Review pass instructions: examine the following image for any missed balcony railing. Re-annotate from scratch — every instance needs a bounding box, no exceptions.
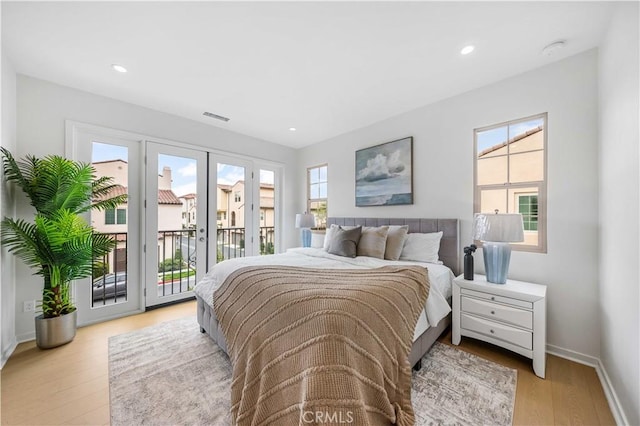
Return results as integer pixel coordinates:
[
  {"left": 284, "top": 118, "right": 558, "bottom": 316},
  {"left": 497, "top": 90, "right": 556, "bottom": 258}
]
[
  {"left": 217, "top": 226, "right": 275, "bottom": 260},
  {"left": 92, "top": 232, "right": 128, "bottom": 307},
  {"left": 92, "top": 227, "right": 276, "bottom": 305}
]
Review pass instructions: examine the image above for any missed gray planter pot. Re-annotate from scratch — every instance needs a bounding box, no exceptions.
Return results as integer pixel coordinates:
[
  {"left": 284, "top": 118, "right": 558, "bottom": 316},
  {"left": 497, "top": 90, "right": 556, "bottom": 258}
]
[{"left": 35, "top": 310, "right": 77, "bottom": 349}]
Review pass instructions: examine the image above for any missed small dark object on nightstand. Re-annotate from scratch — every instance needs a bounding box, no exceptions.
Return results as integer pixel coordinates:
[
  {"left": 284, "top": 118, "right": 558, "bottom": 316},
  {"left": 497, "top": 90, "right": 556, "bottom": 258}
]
[{"left": 463, "top": 244, "right": 477, "bottom": 280}]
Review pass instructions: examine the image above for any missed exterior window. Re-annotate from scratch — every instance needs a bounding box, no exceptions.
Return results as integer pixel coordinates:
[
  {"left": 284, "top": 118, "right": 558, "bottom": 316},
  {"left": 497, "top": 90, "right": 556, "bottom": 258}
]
[
  {"left": 231, "top": 211, "right": 236, "bottom": 227},
  {"left": 260, "top": 211, "right": 265, "bottom": 222},
  {"left": 234, "top": 192, "right": 241, "bottom": 203},
  {"left": 105, "top": 209, "right": 115, "bottom": 225},
  {"left": 474, "top": 113, "right": 547, "bottom": 252},
  {"left": 116, "top": 208, "right": 126, "bottom": 225},
  {"left": 105, "top": 208, "right": 126, "bottom": 225},
  {"left": 307, "top": 164, "right": 328, "bottom": 229},
  {"left": 517, "top": 194, "right": 538, "bottom": 231}
]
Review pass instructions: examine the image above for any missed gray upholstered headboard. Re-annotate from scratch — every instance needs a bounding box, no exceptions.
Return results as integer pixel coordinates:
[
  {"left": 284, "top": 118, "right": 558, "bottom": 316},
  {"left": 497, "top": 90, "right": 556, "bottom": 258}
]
[{"left": 326, "top": 217, "right": 460, "bottom": 276}]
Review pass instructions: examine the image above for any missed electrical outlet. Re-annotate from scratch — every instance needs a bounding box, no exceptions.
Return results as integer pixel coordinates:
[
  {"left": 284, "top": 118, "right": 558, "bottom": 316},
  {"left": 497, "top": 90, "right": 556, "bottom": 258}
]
[{"left": 23, "top": 300, "right": 35, "bottom": 313}]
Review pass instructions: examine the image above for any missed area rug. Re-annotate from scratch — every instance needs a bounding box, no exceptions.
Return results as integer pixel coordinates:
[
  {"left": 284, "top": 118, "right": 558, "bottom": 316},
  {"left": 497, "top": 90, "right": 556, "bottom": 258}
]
[{"left": 109, "top": 317, "right": 516, "bottom": 425}]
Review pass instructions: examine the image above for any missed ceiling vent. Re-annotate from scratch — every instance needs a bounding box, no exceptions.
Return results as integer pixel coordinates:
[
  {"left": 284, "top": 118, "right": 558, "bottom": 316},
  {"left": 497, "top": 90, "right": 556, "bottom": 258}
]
[{"left": 203, "top": 111, "right": 230, "bottom": 122}]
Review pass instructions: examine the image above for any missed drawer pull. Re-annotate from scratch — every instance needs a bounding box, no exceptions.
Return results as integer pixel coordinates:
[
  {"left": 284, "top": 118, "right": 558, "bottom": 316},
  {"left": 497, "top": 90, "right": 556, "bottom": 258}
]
[
  {"left": 491, "top": 310, "right": 495, "bottom": 315},
  {"left": 490, "top": 329, "right": 495, "bottom": 334}
]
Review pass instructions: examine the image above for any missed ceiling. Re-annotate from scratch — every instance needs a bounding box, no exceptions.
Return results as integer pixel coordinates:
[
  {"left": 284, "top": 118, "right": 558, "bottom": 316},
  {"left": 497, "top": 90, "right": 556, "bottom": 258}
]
[{"left": 2, "top": 2, "right": 613, "bottom": 148}]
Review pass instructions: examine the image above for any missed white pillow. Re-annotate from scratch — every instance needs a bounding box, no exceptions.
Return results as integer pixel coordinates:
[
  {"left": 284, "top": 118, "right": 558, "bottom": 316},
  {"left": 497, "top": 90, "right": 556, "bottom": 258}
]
[
  {"left": 323, "top": 224, "right": 339, "bottom": 250},
  {"left": 399, "top": 231, "right": 444, "bottom": 264}
]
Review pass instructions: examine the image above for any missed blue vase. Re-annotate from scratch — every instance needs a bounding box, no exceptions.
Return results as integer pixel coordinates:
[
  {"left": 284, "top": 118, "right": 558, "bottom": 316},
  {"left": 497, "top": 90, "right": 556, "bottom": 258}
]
[{"left": 482, "top": 242, "right": 511, "bottom": 284}]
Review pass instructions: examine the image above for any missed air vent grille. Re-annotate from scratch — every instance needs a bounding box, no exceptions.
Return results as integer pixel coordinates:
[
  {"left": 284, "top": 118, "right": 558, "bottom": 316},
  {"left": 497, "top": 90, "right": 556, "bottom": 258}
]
[{"left": 203, "top": 111, "right": 230, "bottom": 122}]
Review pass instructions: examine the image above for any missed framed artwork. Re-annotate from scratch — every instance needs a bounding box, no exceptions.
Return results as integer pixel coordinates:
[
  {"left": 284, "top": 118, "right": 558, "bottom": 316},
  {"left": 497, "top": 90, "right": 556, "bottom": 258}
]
[{"left": 355, "top": 136, "right": 413, "bottom": 206}]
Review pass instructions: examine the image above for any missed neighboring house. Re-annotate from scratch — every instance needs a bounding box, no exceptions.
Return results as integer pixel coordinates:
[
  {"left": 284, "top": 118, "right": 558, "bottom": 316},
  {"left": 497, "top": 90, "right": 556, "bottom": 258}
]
[
  {"left": 92, "top": 160, "right": 183, "bottom": 271},
  {"left": 215, "top": 181, "right": 275, "bottom": 254},
  {"left": 179, "top": 193, "right": 197, "bottom": 229},
  {"left": 476, "top": 126, "right": 543, "bottom": 246},
  {"left": 216, "top": 181, "right": 274, "bottom": 229}
]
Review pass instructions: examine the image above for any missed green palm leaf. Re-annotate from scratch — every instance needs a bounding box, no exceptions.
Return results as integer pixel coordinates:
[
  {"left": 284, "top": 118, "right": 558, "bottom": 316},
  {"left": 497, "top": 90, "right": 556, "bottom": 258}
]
[{"left": 1, "top": 149, "right": 125, "bottom": 317}]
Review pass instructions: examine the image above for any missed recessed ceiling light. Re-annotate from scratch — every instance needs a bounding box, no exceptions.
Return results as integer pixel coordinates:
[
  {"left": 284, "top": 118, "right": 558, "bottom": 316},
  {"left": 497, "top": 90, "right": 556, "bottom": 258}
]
[
  {"left": 460, "top": 45, "right": 475, "bottom": 55},
  {"left": 111, "top": 64, "right": 127, "bottom": 73},
  {"left": 289, "top": 127, "right": 297, "bottom": 132},
  {"left": 542, "top": 40, "right": 566, "bottom": 56}
]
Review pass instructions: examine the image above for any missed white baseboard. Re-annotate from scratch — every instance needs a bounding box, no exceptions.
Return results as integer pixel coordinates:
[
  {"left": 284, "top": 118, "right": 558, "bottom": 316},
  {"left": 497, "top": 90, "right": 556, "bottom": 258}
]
[
  {"left": 546, "top": 343, "right": 599, "bottom": 367},
  {"left": 595, "top": 359, "right": 630, "bottom": 426},
  {"left": 547, "top": 344, "right": 629, "bottom": 425},
  {"left": 16, "top": 331, "right": 35, "bottom": 344},
  {"left": 0, "top": 337, "right": 18, "bottom": 369}
]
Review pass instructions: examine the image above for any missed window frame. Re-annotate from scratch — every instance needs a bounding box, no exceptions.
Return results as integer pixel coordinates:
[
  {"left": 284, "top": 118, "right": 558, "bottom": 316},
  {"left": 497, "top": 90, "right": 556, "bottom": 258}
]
[
  {"left": 473, "top": 112, "right": 548, "bottom": 253},
  {"left": 307, "top": 164, "right": 328, "bottom": 230}
]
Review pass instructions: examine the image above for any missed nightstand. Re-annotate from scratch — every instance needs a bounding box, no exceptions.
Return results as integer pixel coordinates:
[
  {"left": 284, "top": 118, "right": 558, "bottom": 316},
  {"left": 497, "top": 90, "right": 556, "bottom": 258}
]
[{"left": 452, "top": 274, "right": 547, "bottom": 378}]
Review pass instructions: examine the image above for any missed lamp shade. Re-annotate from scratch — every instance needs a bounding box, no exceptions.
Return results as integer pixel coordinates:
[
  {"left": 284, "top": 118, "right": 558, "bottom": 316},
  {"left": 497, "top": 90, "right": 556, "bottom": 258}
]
[
  {"left": 295, "top": 213, "right": 315, "bottom": 229},
  {"left": 473, "top": 213, "right": 524, "bottom": 243}
]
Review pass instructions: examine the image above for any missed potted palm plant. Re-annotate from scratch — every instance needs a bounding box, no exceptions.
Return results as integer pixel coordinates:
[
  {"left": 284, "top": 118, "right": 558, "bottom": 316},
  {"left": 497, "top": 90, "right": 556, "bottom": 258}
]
[{"left": 0, "top": 148, "right": 127, "bottom": 348}]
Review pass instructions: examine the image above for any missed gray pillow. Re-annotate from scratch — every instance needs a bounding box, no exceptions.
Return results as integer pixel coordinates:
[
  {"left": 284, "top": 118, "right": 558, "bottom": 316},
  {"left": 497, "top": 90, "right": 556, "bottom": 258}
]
[
  {"left": 357, "top": 226, "right": 389, "bottom": 259},
  {"left": 384, "top": 225, "right": 409, "bottom": 260},
  {"left": 328, "top": 226, "right": 362, "bottom": 258}
]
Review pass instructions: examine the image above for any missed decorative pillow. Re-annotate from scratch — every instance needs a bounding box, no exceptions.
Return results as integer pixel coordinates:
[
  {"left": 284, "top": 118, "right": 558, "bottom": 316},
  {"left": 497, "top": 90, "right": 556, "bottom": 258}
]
[
  {"left": 384, "top": 225, "right": 409, "bottom": 261},
  {"left": 399, "top": 231, "right": 444, "bottom": 264},
  {"left": 323, "top": 224, "right": 339, "bottom": 250},
  {"left": 328, "top": 226, "right": 362, "bottom": 258},
  {"left": 310, "top": 231, "right": 325, "bottom": 249},
  {"left": 357, "top": 226, "right": 389, "bottom": 259}
]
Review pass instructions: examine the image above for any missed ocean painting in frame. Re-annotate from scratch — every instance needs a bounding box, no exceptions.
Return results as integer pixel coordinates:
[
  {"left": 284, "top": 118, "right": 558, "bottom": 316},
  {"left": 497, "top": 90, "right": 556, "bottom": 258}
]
[{"left": 356, "top": 137, "right": 413, "bottom": 206}]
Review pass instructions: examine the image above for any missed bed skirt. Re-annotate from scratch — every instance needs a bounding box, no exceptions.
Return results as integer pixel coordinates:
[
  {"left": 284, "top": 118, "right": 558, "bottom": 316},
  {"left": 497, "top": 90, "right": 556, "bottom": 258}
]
[{"left": 195, "top": 293, "right": 450, "bottom": 368}]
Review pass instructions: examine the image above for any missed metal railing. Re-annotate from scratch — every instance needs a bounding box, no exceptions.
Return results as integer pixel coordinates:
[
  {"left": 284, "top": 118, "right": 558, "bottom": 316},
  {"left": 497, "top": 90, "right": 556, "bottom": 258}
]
[
  {"left": 92, "top": 232, "right": 128, "bottom": 307},
  {"left": 92, "top": 227, "right": 276, "bottom": 305},
  {"left": 217, "top": 226, "right": 275, "bottom": 260},
  {"left": 158, "top": 229, "right": 197, "bottom": 297}
]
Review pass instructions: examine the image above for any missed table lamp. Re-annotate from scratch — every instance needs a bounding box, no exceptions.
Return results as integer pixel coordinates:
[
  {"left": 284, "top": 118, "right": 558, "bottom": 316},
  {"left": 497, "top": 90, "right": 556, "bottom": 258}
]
[
  {"left": 295, "top": 213, "right": 315, "bottom": 247},
  {"left": 473, "top": 211, "right": 524, "bottom": 284}
]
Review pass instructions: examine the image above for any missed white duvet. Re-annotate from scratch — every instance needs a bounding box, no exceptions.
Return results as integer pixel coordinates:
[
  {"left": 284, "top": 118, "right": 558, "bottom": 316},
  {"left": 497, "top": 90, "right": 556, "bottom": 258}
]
[{"left": 194, "top": 247, "right": 454, "bottom": 341}]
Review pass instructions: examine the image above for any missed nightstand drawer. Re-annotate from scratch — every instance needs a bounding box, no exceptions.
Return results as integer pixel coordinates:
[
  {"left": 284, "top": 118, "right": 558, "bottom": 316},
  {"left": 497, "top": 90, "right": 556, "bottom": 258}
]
[
  {"left": 461, "top": 296, "right": 533, "bottom": 329},
  {"left": 461, "top": 288, "right": 533, "bottom": 309},
  {"left": 461, "top": 313, "right": 533, "bottom": 350}
]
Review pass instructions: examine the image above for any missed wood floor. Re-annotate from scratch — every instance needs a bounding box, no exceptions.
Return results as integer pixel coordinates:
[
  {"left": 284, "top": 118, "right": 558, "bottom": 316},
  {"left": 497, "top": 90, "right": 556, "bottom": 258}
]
[{"left": 1, "top": 301, "right": 615, "bottom": 425}]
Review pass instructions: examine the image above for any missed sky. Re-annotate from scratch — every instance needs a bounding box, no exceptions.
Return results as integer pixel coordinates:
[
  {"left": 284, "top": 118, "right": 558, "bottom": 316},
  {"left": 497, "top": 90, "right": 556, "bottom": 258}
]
[
  {"left": 476, "top": 117, "right": 544, "bottom": 153},
  {"left": 92, "top": 143, "right": 274, "bottom": 198}
]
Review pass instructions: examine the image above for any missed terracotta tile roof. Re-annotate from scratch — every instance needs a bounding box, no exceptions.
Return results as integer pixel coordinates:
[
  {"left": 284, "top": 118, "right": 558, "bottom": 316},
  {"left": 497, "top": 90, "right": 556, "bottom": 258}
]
[
  {"left": 158, "top": 189, "right": 182, "bottom": 205},
  {"left": 478, "top": 126, "right": 543, "bottom": 157},
  {"left": 94, "top": 185, "right": 128, "bottom": 203},
  {"left": 179, "top": 193, "right": 197, "bottom": 199}
]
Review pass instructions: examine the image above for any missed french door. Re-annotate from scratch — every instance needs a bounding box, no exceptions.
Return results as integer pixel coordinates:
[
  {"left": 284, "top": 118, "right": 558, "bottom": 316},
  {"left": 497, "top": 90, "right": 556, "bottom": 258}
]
[
  {"left": 145, "top": 142, "right": 207, "bottom": 307},
  {"left": 67, "top": 123, "right": 143, "bottom": 325}
]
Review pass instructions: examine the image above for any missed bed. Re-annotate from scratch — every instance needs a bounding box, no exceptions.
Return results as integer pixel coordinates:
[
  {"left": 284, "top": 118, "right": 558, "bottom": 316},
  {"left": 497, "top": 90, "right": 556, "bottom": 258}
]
[
  {"left": 194, "top": 217, "right": 459, "bottom": 368},
  {"left": 194, "top": 217, "right": 459, "bottom": 424}
]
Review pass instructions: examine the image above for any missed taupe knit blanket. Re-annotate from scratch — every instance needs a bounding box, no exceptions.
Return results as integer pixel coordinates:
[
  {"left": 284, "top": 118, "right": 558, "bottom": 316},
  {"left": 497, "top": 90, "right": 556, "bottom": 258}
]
[{"left": 213, "top": 265, "right": 430, "bottom": 426}]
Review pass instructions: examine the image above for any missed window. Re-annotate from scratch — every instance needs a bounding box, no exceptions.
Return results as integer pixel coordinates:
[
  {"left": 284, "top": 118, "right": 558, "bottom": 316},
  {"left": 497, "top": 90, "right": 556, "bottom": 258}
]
[
  {"left": 231, "top": 211, "right": 236, "bottom": 227},
  {"left": 474, "top": 113, "right": 546, "bottom": 252},
  {"left": 260, "top": 210, "right": 265, "bottom": 222},
  {"left": 307, "top": 164, "right": 328, "bottom": 229},
  {"left": 234, "top": 191, "right": 241, "bottom": 203},
  {"left": 517, "top": 194, "right": 538, "bottom": 231},
  {"left": 105, "top": 208, "right": 127, "bottom": 225}
]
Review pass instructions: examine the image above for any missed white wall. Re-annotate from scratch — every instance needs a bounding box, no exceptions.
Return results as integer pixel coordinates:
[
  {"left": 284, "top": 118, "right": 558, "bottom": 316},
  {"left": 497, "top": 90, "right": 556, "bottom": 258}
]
[
  {"left": 1, "top": 52, "right": 17, "bottom": 367},
  {"left": 298, "top": 50, "right": 601, "bottom": 359},
  {"left": 14, "top": 75, "right": 299, "bottom": 341},
  {"left": 598, "top": 3, "right": 640, "bottom": 424}
]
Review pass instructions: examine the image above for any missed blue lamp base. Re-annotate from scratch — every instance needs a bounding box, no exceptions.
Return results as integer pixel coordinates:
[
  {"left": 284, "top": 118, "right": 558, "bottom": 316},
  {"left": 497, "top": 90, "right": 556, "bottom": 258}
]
[
  {"left": 483, "top": 242, "right": 512, "bottom": 284},
  {"left": 301, "top": 228, "right": 312, "bottom": 248}
]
